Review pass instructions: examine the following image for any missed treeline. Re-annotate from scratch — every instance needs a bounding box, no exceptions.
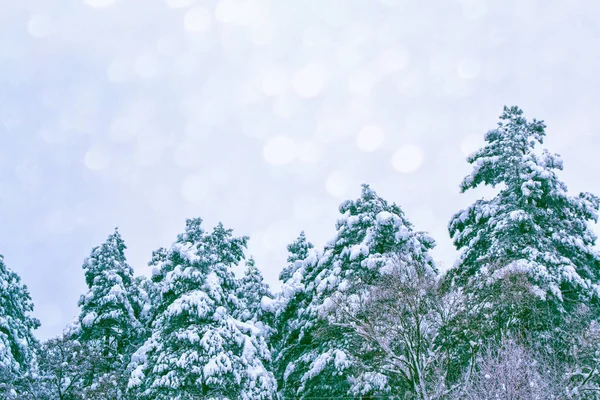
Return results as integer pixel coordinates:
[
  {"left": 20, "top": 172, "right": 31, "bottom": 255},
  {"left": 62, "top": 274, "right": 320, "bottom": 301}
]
[{"left": 1, "top": 106, "right": 600, "bottom": 399}]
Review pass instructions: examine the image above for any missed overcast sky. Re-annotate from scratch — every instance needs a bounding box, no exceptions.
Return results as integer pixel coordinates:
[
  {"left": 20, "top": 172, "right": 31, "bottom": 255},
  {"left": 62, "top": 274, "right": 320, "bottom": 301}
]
[{"left": 1, "top": 0, "right": 599, "bottom": 339}]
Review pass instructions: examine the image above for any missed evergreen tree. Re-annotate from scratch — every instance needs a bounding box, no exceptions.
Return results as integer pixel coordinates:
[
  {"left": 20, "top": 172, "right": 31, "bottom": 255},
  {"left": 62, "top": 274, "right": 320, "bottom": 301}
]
[
  {"left": 0, "top": 254, "right": 39, "bottom": 398},
  {"left": 133, "top": 274, "right": 155, "bottom": 329},
  {"left": 128, "top": 218, "right": 276, "bottom": 399},
  {"left": 69, "top": 228, "right": 145, "bottom": 398},
  {"left": 445, "top": 106, "right": 600, "bottom": 361},
  {"left": 279, "top": 185, "right": 437, "bottom": 399},
  {"left": 142, "top": 247, "right": 170, "bottom": 326},
  {"left": 279, "top": 232, "right": 313, "bottom": 283},
  {"left": 236, "top": 257, "right": 272, "bottom": 323},
  {"left": 271, "top": 232, "right": 318, "bottom": 399}
]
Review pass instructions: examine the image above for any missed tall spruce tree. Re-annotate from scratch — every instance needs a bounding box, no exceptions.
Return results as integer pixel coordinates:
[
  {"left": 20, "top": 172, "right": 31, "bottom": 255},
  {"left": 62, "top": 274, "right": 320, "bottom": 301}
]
[
  {"left": 236, "top": 257, "right": 272, "bottom": 323},
  {"left": 0, "top": 254, "right": 39, "bottom": 398},
  {"left": 128, "top": 219, "right": 276, "bottom": 399},
  {"left": 279, "top": 232, "right": 313, "bottom": 283},
  {"left": 279, "top": 185, "right": 437, "bottom": 399},
  {"left": 70, "top": 228, "right": 145, "bottom": 398},
  {"left": 271, "top": 232, "right": 317, "bottom": 399},
  {"left": 446, "top": 106, "right": 600, "bottom": 351}
]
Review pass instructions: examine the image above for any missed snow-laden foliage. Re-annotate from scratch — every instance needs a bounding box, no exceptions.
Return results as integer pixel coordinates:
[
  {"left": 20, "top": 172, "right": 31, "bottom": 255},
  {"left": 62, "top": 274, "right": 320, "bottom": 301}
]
[
  {"left": 73, "top": 228, "right": 144, "bottom": 343},
  {"left": 133, "top": 274, "right": 156, "bottom": 328},
  {"left": 66, "top": 228, "right": 145, "bottom": 398},
  {"left": 0, "top": 254, "right": 39, "bottom": 397},
  {"left": 279, "top": 232, "right": 314, "bottom": 283},
  {"left": 448, "top": 106, "right": 600, "bottom": 309},
  {"left": 236, "top": 257, "right": 272, "bottom": 324},
  {"left": 35, "top": 336, "right": 103, "bottom": 400},
  {"left": 443, "top": 106, "right": 600, "bottom": 387},
  {"left": 128, "top": 219, "right": 276, "bottom": 400},
  {"left": 278, "top": 185, "right": 437, "bottom": 399},
  {"left": 3, "top": 104, "right": 600, "bottom": 399},
  {"left": 270, "top": 232, "right": 318, "bottom": 399}
]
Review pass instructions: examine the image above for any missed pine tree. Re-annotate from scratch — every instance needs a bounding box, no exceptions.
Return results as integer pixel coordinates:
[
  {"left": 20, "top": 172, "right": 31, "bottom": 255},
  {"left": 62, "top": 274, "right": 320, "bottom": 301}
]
[
  {"left": 133, "top": 274, "right": 155, "bottom": 328},
  {"left": 446, "top": 106, "right": 600, "bottom": 358},
  {"left": 0, "top": 254, "right": 39, "bottom": 398},
  {"left": 279, "top": 185, "right": 437, "bottom": 399},
  {"left": 279, "top": 232, "right": 313, "bottom": 283},
  {"left": 236, "top": 257, "right": 272, "bottom": 323},
  {"left": 271, "top": 232, "right": 317, "bottom": 399},
  {"left": 128, "top": 218, "right": 276, "bottom": 400},
  {"left": 70, "top": 228, "right": 145, "bottom": 398}
]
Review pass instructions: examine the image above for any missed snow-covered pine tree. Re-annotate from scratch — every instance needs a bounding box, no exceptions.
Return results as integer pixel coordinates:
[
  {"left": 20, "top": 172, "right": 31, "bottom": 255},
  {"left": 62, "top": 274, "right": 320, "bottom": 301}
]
[
  {"left": 271, "top": 232, "right": 317, "bottom": 399},
  {"left": 0, "top": 254, "right": 39, "bottom": 398},
  {"left": 133, "top": 274, "right": 155, "bottom": 329},
  {"left": 281, "top": 185, "right": 438, "bottom": 399},
  {"left": 236, "top": 257, "right": 272, "bottom": 323},
  {"left": 70, "top": 228, "right": 145, "bottom": 398},
  {"left": 446, "top": 106, "right": 600, "bottom": 353},
  {"left": 142, "top": 247, "right": 169, "bottom": 326},
  {"left": 128, "top": 219, "right": 276, "bottom": 400},
  {"left": 279, "top": 232, "right": 313, "bottom": 283}
]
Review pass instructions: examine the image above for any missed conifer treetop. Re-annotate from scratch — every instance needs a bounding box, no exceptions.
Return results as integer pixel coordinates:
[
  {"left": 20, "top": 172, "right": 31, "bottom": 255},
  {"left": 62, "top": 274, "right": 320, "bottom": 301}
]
[
  {"left": 279, "top": 185, "right": 438, "bottom": 398},
  {"left": 128, "top": 219, "right": 275, "bottom": 400},
  {"left": 449, "top": 105, "right": 600, "bottom": 306},
  {"left": 0, "top": 254, "right": 40, "bottom": 375},
  {"left": 77, "top": 228, "right": 140, "bottom": 331},
  {"left": 279, "top": 232, "right": 314, "bottom": 283}
]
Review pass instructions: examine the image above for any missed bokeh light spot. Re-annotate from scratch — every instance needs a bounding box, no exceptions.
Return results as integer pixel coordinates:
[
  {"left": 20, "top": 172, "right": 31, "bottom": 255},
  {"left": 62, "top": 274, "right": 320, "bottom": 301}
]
[
  {"left": 84, "top": 145, "right": 111, "bottom": 171},
  {"left": 297, "top": 141, "right": 321, "bottom": 164},
  {"left": 184, "top": 118, "right": 210, "bottom": 140},
  {"left": 40, "top": 127, "right": 69, "bottom": 144},
  {"left": 357, "top": 124, "right": 385, "bottom": 152},
  {"left": 348, "top": 67, "right": 381, "bottom": 94},
  {"left": 325, "top": 170, "right": 351, "bottom": 199},
  {"left": 391, "top": 144, "right": 424, "bottom": 173},
  {"left": 84, "top": 0, "right": 116, "bottom": 8},
  {"left": 378, "top": 48, "right": 410, "bottom": 73},
  {"left": 261, "top": 68, "right": 288, "bottom": 97},
  {"left": 263, "top": 136, "right": 297, "bottom": 165},
  {"left": 107, "top": 59, "right": 134, "bottom": 83},
  {"left": 157, "top": 34, "right": 182, "bottom": 57},
  {"left": 184, "top": 7, "right": 212, "bottom": 32},
  {"left": 173, "top": 139, "right": 202, "bottom": 167},
  {"left": 293, "top": 196, "right": 322, "bottom": 221},
  {"left": 109, "top": 116, "right": 140, "bottom": 143},
  {"left": 459, "top": 0, "right": 488, "bottom": 20},
  {"left": 215, "top": 0, "right": 241, "bottom": 24},
  {"left": 166, "top": 0, "right": 196, "bottom": 8},
  {"left": 457, "top": 59, "right": 482, "bottom": 80},
  {"left": 272, "top": 95, "right": 297, "bottom": 118},
  {"left": 27, "top": 14, "right": 52, "bottom": 38},
  {"left": 314, "top": 117, "right": 348, "bottom": 143},
  {"left": 134, "top": 55, "right": 160, "bottom": 79},
  {"left": 291, "top": 64, "right": 327, "bottom": 98},
  {"left": 181, "top": 174, "right": 209, "bottom": 204}
]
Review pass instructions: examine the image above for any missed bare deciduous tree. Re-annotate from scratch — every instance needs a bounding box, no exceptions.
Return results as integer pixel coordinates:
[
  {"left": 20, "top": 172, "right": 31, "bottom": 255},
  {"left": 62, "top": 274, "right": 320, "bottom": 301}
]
[
  {"left": 36, "top": 336, "right": 126, "bottom": 400},
  {"left": 462, "top": 338, "right": 556, "bottom": 400},
  {"left": 322, "top": 255, "right": 464, "bottom": 400}
]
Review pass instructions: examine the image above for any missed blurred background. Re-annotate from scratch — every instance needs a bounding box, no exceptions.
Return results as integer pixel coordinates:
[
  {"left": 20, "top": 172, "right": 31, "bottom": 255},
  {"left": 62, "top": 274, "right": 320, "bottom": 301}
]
[{"left": 1, "top": 0, "right": 599, "bottom": 339}]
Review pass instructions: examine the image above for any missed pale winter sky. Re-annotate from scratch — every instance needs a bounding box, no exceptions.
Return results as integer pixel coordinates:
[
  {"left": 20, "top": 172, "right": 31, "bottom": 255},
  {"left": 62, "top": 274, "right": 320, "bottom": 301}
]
[{"left": 1, "top": 0, "right": 599, "bottom": 339}]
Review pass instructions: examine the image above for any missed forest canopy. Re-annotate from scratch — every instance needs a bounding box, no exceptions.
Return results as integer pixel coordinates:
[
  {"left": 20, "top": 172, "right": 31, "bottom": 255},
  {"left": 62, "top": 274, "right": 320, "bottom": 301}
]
[{"left": 1, "top": 106, "right": 600, "bottom": 399}]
